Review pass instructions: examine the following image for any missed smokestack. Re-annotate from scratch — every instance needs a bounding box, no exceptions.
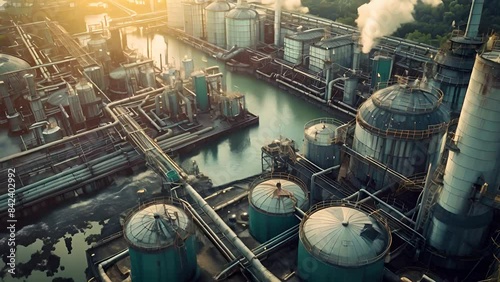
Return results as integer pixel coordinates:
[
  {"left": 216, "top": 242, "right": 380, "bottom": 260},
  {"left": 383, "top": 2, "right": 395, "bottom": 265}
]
[
  {"left": 464, "top": 0, "right": 484, "bottom": 39},
  {"left": 274, "top": 0, "right": 282, "bottom": 46},
  {"left": 426, "top": 52, "right": 500, "bottom": 262}
]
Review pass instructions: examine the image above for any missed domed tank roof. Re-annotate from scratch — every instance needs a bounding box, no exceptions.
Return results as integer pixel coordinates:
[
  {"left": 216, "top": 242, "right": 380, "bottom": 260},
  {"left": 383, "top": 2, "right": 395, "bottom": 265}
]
[
  {"left": 226, "top": 5, "right": 258, "bottom": 20},
  {"left": 357, "top": 84, "right": 449, "bottom": 133},
  {"left": 124, "top": 201, "right": 193, "bottom": 251},
  {"left": 47, "top": 89, "right": 70, "bottom": 107},
  {"left": 300, "top": 205, "right": 390, "bottom": 266},
  {"left": 110, "top": 67, "right": 127, "bottom": 79},
  {"left": 206, "top": 0, "right": 231, "bottom": 11},
  {"left": 250, "top": 178, "right": 307, "bottom": 214},
  {"left": 304, "top": 118, "right": 341, "bottom": 145},
  {"left": 0, "top": 54, "right": 31, "bottom": 75}
]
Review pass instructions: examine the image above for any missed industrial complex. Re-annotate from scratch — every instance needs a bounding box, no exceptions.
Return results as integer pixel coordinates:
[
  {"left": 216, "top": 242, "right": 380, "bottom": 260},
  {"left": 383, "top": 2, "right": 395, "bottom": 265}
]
[{"left": 0, "top": 0, "right": 499, "bottom": 281}]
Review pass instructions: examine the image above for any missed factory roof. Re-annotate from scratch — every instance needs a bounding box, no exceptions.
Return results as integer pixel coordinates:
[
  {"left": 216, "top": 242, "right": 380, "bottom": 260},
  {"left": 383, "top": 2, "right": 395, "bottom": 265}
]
[
  {"left": 0, "top": 53, "right": 31, "bottom": 76},
  {"left": 285, "top": 28, "right": 325, "bottom": 42},
  {"left": 312, "top": 36, "right": 353, "bottom": 49}
]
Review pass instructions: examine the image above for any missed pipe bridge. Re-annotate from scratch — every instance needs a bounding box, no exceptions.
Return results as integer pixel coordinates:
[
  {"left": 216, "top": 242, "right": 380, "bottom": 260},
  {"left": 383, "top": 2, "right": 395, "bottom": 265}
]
[{"left": 113, "top": 105, "right": 184, "bottom": 182}]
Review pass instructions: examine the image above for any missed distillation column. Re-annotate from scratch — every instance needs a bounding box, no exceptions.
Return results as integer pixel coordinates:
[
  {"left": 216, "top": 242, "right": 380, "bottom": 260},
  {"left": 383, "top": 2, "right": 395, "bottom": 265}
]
[{"left": 426, "top": 50, "right": 500, "bottom": 267}]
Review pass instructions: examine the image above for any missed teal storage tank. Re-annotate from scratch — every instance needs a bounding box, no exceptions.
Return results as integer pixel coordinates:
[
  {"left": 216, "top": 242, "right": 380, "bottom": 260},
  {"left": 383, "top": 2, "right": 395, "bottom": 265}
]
[
  {"left": 248, "top": 174, "right": 308, "bottom": 243},
  {"left": 370, "top": 55, "right": 393, "bottom": 90},
  {"left": 192, "top": 72, "right": 209, "bottom": 111},
  {"left": 297, "top": 202, "right": 391, "bottom": 282},
  {"left": 124, "top": 198, "right": 198, "bottom": 282}
]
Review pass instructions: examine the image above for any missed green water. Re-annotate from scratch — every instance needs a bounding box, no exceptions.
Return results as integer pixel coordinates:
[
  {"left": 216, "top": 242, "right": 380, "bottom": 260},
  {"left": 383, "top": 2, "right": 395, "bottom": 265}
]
[{"left": 124, "top": 30, "right": 338, "bottom": 184}]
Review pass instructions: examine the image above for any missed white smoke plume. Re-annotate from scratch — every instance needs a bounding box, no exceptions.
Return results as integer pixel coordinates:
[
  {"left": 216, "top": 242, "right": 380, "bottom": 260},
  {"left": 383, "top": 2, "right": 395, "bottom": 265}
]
[
  {"left": 356, "top": 0, "right": 442, "bottom": 53},
  {"left": 258, "top": 0, "right": 309, "bottom": 13}
]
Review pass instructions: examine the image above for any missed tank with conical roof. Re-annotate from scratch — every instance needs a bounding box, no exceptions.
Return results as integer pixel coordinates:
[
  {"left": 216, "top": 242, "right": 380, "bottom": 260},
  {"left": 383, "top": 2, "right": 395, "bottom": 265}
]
[
  {"left": 303, "top": 118, "right": 343, "bottom": 169},
  {"left": 248, "top": 174, "right": 308, "bottom": 242},
  {"left": 205, "top": 0, "right": 231, "bottom": 47},
  {"left": 0, "top": 53, "right": 31, "bottom": 96},
  {"left": 183, "top": 0, "right": 209, "bottom": 39},
  {"left": 124, "top": 198, "right": 198, "bottom": 282},
  {"left": 225, "top": 2, "right": 258, "bottom": 49},
  {"left": 297, "top": 202, "right": 391, "bottom": 282},
  {"left": 349, "top": 81, "right": 449, "bottom": 189},
  {"left": 167, "top": 0, "right": 184, "bottom": 28}
]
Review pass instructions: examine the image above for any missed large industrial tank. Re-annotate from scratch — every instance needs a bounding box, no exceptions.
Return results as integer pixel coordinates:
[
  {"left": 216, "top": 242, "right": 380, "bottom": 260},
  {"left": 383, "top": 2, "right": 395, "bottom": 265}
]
[
  {"left": 426, "top": 51, "right": 500, "bottom": 268},
  {"left": 75, "top": 79, "right": 101, "bottom": 119},
  {"left": 303, "top": 118, "right": 343, "bottom": 169},
  {"left": 124, "top": 198, "right": 198, "bottom": 282},
  {"left": 84, "top": 65, "right": 105, "bottom": 91},
  {"left": 0, "top": 53, "right": 31, "bottom": 98},
  {"left": 350, "top": 82, "right": 449, "bottom": 189},
  {"left": 68, "top": 85, "right": 86, "bottom": 125},
  {"left": 42, "top": 124, "right": 63, "bottom": 143},
  {"left": 167, "top": 0, "right": 184, "bottom": 28},
  {"left": 225, "top": 3, "right": 258, "bottom": 49},
  {"left": 109, "top": 67, "right": 137, "bottom": 97},
  {"left": 249, "top": 174, "right": 308, "bottom": 243},
  {"left": 205, "top": 0, "right": 231, "bottom": 47},
  {"left": 87, "top": 33, "right": 107, "bottom": 55},
  {"left": 192, "top": 71, "right": 209, "bottom": 111},
  {"left": 297, "top": 202, "right": 391, "bottom": 282},
  {"left": 183, "top": 0, "right": 209, "bottom": 39}
]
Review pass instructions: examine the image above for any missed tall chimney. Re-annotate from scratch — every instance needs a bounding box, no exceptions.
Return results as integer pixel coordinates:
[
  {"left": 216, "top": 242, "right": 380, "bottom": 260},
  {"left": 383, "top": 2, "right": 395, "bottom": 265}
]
[
  {"left": 465, "top": 0, "right": 484, "bottom": 39},
  {"left": 274, "top": 0, "right": 282, "bottom": 46}
]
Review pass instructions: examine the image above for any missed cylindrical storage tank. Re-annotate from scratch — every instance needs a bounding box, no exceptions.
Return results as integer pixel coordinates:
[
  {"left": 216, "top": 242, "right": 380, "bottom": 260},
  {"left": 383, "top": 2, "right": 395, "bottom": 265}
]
[
  {"left": 205, "top": 0, "right": 231, "bottom": 47},
  {"left": 168, "top": 91, "right": 179, "bottom": 117},
  {"left": 370, "top": 56, "right": 393, "bottom": 90},
  {"left": 192, "top": 72, "right": 209, "bottom": 111},
  {"left": 68, "top": 86, "right": 86, "bottom": 124},
  {"left": 124, "top": 198, "right": 197, "bottom": 282},
  {"left": 225, "top": 3, "right": 258, "bottom": 49},
  {"left": 343, "top": 77, "right": 358, "bottom": 106},
  {"left": 426, "top": 52, "right": 500, "bottom": 267},
  {"left": 84, "top": 65, "right": 105, "bottom": 91},
  {"left": 47, "top": 88, "right": 70, "bottom": 107},
  {"left": 167, "top": 0, "right": 185, "bottom": 28},
  {"left": 303, "top": 118, "right": 343, "bottom": 169},
  {"left": 183, "top": 0, "right": 209, "bottom": 38},
  {"left": 182, "top": 58, "right": 194, "bottom": 79},
  {"left": 139, "top": 66, "right": 156, "bottom": 89},
  {"left": 75, "top": 79, "right": 101, "bottom": 119},
  {"left": 42, "top": 125, "right": 63, "bottom": 143},
  {"left": 0, "top": 53, "right": 31, "bottom": 99},
  {"left": 297, "top": 202, "right": 391, "bottom": 282},
  {"left": 350, "top": 84, "right": 449, "bottom": 189},
  {"left": 109, "top": 67, "right": 130, "bottom": 96},
  {"left": 87, "top": 33, "right": 107, "bottom": 55},
  {"left": 7, "top": 112, "right": 22, "bottom": 133},
  {"left": 248, "top": 174, "right": 308, "bottom": 243}
]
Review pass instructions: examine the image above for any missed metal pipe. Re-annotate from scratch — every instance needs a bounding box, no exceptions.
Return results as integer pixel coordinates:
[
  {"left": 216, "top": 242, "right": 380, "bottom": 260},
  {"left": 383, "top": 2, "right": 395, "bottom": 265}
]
[
  {"left": 274, "top": 0, "right": 282, "bottom": 46},
  {"left": 138, "top": 95, "right": 162, "bottom": 132},
  {"left": 154, "top": 129, "right": 174, "bottom": 142},
  {"left": 310, "top": 165, "right": 340, "bottom": 207},
  {"left": 356, "top": 189, "right": 416, "bottom": 226},
  {"left": 97, "top": 249, "right": 129, "bottom": 282},
  {"left": 183, "top": 183, "right": 281, "bottom": 282},
  {"left": 149, "top": 109, "right": 167, "bottom": 126},
  {"left": 326, "top": 77, "right": 348, "bottom": 102}
]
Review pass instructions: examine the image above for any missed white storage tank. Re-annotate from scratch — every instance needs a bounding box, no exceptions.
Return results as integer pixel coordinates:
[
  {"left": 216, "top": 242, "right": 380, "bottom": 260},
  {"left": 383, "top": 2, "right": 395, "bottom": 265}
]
[
  {"left": 297, "top": 202, "right": 391, "bottom": 282},
  {"left": 225, "top": 2, "right": 258, "bottom": 49},
  {"left": 167, "top": 0, "right": 184, "bottom": 28},
  {"left": 183, "top": 0, "right": 209, "bottom": 39},
  {"left": 303, "top": 118, "right": 343, "bottom": 169},
  {"left": 205, "top": 0, "right": 231, "bottom": 47}
]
